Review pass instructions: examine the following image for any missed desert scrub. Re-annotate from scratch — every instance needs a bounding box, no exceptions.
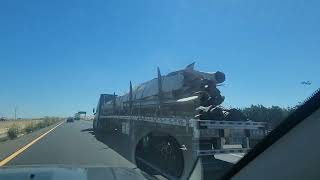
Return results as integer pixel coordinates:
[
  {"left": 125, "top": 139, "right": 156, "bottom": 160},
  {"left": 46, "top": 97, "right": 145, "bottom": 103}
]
[{"left": 7, "top": 125, "right": 20, "bottom": 139}]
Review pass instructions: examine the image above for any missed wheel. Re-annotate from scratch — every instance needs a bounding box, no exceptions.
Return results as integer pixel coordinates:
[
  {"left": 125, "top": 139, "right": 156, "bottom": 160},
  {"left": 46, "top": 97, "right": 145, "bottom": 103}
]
[
  {"left": 154, "top": 136, "right": 184, "bottom": 178},
  {"left": 135, "top": 134, "right": 185, "bottom": 178}
]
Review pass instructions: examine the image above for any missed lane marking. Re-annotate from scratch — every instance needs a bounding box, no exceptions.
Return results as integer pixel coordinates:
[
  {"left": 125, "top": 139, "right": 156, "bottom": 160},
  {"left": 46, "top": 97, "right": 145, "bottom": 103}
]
[
  {"left": 0, "top": 121, "right": 64, "bottom": 166},
  {"left": 230, "top": 153, "right": 244, "bottom": 158}
]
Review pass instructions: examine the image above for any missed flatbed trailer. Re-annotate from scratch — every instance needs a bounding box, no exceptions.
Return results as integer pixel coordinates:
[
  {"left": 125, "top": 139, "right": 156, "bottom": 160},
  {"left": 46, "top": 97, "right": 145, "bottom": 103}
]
[
  {"left": 93, "top": 65, "right": 267, "bottom": 179},
  {"left": 93, "top": 99, "right": 267, "bottom": 179}
]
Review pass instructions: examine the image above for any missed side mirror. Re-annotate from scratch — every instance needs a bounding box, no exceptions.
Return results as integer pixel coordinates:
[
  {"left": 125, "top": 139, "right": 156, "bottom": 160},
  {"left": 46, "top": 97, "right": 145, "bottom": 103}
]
[{"left": 93, "top": 108, "right": 95, "bottom": 114}]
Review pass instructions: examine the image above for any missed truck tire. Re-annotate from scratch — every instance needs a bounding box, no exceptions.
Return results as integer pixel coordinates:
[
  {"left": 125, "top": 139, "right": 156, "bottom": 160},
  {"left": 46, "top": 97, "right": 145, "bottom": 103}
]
[
  {"left": 135, "top": 134, "right": 184, "bottom": 178},
  {"left": 154, "top": 136, "right": 184, "bottom": 178}
]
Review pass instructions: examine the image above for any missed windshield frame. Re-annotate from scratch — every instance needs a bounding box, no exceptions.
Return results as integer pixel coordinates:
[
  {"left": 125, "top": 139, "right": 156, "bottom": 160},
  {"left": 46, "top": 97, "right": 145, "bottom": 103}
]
[{"left": 221, "top": 89, "right": 320, "bottom": 180}]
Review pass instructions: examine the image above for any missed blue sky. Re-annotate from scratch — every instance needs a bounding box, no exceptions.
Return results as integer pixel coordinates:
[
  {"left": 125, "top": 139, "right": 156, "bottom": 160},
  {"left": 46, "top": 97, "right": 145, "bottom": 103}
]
[{"left": 0, "top": 0, "right": 319, "bottom": 118}]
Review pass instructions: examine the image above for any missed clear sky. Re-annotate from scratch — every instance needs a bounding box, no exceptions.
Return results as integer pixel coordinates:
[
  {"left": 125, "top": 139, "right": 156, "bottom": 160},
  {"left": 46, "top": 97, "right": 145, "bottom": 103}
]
[{"left": 0, "top": 0, "right": 319, "bottom": 118}]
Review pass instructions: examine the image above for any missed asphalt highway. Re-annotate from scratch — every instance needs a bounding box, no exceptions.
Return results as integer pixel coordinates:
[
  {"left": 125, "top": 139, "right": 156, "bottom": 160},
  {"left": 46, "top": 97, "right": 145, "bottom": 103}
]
[
  {"left": 0, "top": 120, "right": 243, "bottom": 180},
  {"left": 4, "top": 120, "right": 135, "bottom": 168}
]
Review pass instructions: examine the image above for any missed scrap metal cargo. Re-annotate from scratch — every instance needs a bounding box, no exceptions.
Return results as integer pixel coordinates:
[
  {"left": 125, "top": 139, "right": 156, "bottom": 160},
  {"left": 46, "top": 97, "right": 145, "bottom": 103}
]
[{"left": 93, "top": 63, "right": 266, "bottom": 179}]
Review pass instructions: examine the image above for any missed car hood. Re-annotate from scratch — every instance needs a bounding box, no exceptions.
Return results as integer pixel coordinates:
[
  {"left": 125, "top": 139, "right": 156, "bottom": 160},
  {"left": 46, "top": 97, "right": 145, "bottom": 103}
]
[{"left": 0, "top": 165, "right": 153, "bottom": 180}]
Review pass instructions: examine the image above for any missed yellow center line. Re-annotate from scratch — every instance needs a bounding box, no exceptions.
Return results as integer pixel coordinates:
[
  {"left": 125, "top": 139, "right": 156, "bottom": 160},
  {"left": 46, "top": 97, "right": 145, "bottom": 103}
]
[{"left": 0, "top": 121, "right": 64, "bottom": 166}]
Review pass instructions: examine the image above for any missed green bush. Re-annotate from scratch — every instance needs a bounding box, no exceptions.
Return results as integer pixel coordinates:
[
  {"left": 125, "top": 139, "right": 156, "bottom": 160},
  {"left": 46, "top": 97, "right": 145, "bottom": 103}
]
[{"left": 7, "top": 125, "right": 20, "bottom": 139}]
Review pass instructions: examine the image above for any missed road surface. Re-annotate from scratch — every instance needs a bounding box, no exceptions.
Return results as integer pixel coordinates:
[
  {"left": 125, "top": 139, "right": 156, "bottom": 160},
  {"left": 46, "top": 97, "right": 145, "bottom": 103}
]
[
  {"left": 4, "top": 121, "right": 135, "bottom": 168},
  {"left": 0, "top": 120, "right": 243, "bottom": 179}
]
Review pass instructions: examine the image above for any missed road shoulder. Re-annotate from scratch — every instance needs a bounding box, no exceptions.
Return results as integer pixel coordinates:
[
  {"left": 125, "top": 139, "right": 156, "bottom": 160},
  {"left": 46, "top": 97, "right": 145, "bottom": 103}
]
[{"left": 0, "top": 122, "right": 63, "bottom": 162}]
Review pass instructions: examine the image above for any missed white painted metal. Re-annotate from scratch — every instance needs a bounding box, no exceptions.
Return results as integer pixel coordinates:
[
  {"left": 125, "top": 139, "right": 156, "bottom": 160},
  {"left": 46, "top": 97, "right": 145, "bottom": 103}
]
[
  {"left": 101, "top": 115, "right": 266, "bottom": 130},
  {"left": 196, "top": 148, "right": 250, "bottom": 156}
]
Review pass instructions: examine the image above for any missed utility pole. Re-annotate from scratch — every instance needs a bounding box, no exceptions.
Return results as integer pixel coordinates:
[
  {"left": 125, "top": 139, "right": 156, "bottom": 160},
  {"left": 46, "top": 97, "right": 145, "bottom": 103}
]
[{"left": 14, "top": 106, "right": 18, "bottom": 120}]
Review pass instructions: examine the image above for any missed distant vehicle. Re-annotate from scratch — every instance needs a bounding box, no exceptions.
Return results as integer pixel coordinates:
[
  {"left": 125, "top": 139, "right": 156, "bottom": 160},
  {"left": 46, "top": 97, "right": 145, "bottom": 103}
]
[
  {"left": 0, "top": 117, "right": 7, "bottom": 121},
  {"left": 74, "top": 111, "right": 86, "bottom": 120},
  {"left": 66, "top": 117, "right": 74, "bottom": 123},
  {"left": 74, "top": 113, "right": 81, "bottom": 121}
]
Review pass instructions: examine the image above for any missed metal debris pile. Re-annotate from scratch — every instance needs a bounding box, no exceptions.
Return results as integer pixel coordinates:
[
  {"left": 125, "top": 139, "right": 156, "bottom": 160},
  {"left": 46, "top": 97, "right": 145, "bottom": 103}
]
[{"left": 102, "top": 63, "right": 247, "bottom": 121}]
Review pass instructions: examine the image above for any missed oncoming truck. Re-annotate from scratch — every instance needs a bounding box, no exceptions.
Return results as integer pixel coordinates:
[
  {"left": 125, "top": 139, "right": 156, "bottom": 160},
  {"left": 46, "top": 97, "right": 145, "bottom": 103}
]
[{"left": 93, "top": 63, "right": 267, "bottom": 179}]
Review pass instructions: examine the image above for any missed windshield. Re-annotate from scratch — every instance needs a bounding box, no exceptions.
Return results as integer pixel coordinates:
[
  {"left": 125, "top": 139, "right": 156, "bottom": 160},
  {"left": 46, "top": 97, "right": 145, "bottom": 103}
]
[{"left": 0, "top": 1, "right": 319, "bottom": 180}]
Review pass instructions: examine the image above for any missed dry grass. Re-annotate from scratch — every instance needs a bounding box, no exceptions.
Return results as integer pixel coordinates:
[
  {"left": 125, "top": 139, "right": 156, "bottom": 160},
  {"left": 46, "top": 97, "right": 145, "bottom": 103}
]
[{"left": 0, "top": 120, "right": 41, "bottom": 134}]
